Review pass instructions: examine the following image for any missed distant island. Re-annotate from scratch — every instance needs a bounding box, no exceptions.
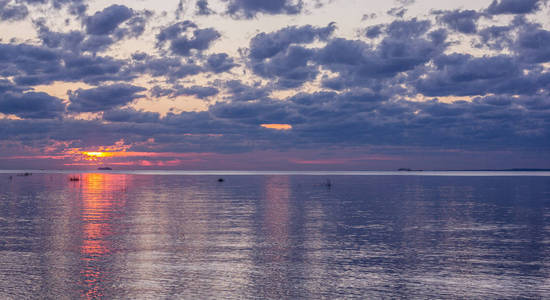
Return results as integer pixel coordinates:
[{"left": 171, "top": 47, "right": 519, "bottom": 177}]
[
  {"left": 398, "top": 168, "right": 550, "bottom": 172},
  {"left": 438, "top": 169, "right": 550, "bottom": 172},
  {"left": 98, "top": 167, "right": 112, "bottom": 170}
]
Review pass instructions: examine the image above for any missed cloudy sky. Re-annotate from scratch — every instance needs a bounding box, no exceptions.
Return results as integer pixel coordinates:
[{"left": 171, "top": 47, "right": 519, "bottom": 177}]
[{"left": 0, "top": 0, "right": 549, "bottom": 170}]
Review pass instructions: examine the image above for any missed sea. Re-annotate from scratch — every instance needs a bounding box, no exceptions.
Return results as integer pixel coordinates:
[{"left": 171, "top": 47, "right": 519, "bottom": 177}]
[{"left": 0, "top": 170, "right": 549, "bottom": 299}]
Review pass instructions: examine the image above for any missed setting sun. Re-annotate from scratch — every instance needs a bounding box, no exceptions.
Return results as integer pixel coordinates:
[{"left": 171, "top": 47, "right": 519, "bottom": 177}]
[{"left": 82, "top": 152, "right": 113, "bottom": 161}]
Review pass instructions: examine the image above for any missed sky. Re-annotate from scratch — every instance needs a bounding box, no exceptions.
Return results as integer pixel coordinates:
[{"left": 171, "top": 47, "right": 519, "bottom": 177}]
[{"left": 0, "top": 0, "right": 549, "bottom": 170}]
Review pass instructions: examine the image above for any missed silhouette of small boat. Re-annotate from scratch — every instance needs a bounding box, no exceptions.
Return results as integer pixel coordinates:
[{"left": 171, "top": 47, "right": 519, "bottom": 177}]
[
  {"left": 69, "top": 176, "right": 80, "bottom": 181},
  {"left": 98, "top": 167, "right": 112, "bottom": 170}
]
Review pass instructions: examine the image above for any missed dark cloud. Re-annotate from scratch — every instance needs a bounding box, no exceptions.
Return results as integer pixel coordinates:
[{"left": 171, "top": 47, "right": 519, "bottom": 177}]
[
  {"left": 131, "top": 52, "right": 147, "bottom": 61},
  {"left": 35, "top": 19, "right": 85, "bottom": 52},
  {"left": 157, "top": 21, "right": 197, "bottom": 43},
  {"left": 252, "top": 45, "right": 317, "bottom": 88},
  {"left": 365, "top": 25, "right": 384, "bottom": 39},
  {"left": 315, "top": 39, "right": 368, "bottom": 66},
  {"left": 385, "top": 18, "right": 431, "bottom": 38},
  {"left": 103, "top": 107, "right": 160, "bottom": 123},
  {"left": 60, "top": 53, "right": 132, "bottom": 84},
  {"left": 68, "top": 84, "right": 146, "bottom": 112},
  {"left": 134, "top": 56, "right": 203, "bottom": 81},
  {"left": 161, "top": 110, "right": 247, "bottom": 140},
  {"left": 362, "top": 13, "right": 377, "bottom": 21},
  {"left": 487, "top": 0, "right": 542, "bottom": 15},
  {"left": 316, "top": 20, "right": 446, "bottom": 90},
  {"left": 396, "top": 0, "right": 415, "bottom": 5},
  {"left": 414, "top": 54, "right": 548, "bottom": 96},
  {"left": 226, "top": 0, "right": 303, "bottom": 19},
  {"left": 171, "top": 28, "right": 220, "bottom": 55},
  {"left": 387, "top": 7, "right": 407, "bottom": 18},
  {"left": 173, "top": 85, "right": 219, "bottom": 99},
  {"left": 476, "top": 25, "right": 514, "bottom": 50},
  {"left": 205, "top": 53, "right": 238, "bottom": 73},
  {"left": 514, "top": 26, "right": 550, "bottom": 63},
  {"left": 35, "top": 7, "right": 150, "bottom": 55},
  {"left": 149, "top": 84, "right": 219, "bottom": 99},
  {"left": 225, "top": 80, "right": 270, "bottom": 102},
  {"left": 247, "top": 23, "right": 335, "bottom": 88},
  {"left": 80, "top": 35, "right": 114, "bottom": 53},
  {"left": 150, "top": 86, "right": 173, "bottom": 98},
  {"left": 196, "top": 0, "right": 213, "bottom": 15},
  {"left": 437, "top": 10, "right": 481, "bottom": 34},
  {"left": 175, "top": 0, "right": 184, "bottom": 19},
  {"left": 249, "top": 23, "right": 335, "bottom": 60},
  {"left": 0, "top": 42, "right": 133, "bottom": 85},
  {"left": 0, "top": 79, "right": 21, "bottom": 93},
  {"left": 0, "top": 90, "right": 65, "bottom": 119},
  {"left": 112, "top": 11, "right": 153, "bottom": 40},
  {"left": 85, "top": 4, "right": 133, "bottom": 35},
  {"left": 156, "top": 21, "right": 220, "bottom": 56},
  {"left": 0, "top": 1, "right": 29, "bottom": 21},
  {"left": 67, "top": 2, "right": 87, "bottom": 16},
  {"left": 0, "top": 43, "right": 59, "bottom": 81},
  {"left": 8, "top": 0, "right": 86, "bottom": 17},
  {"left": 210, "top": 98, "right": 297, "bottom": 126},
  {"left": 50, "top": 0, "right": 85, "bottom": 10},
  {"left": 170, "top": 63, "right": 204, "bottom": 78}
]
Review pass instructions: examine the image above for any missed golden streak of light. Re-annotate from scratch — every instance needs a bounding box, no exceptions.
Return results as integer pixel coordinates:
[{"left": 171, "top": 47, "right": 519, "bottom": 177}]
[{"left": 261, "top": 124, "right": 293, "bottom": 130}]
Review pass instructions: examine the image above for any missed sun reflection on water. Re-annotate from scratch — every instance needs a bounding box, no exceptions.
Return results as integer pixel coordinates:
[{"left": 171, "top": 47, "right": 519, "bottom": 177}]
[
  {"left": 258, "top": 176, "right": 293, "bottom": 298},
  {"left": 263, "top": 176, "right": 291, "bottom": 261},
  {"left": 74, "top": 173, "right": 129, "bottom": 299}
]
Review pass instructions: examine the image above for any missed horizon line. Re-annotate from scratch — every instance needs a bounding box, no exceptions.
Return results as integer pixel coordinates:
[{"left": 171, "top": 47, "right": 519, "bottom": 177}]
[{"left": 2, "top": 169, "right": 550, "bottom": 177}]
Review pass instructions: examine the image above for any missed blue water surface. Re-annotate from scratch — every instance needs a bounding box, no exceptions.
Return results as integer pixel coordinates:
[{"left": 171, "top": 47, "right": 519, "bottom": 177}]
[{"left": 0, "top": 172, "right": 548, "bottom": 298}]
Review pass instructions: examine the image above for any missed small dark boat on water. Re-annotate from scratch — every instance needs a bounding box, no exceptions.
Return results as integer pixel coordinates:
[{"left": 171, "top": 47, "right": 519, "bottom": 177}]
[
  {"left": 98, "top": 167, "right": 112, "bottom": 170},
  {"left": 69, "top": 176, "right": 80, "bottom": 181}
]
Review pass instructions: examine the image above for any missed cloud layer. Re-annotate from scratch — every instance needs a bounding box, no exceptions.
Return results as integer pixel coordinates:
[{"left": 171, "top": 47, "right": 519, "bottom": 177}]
[{"left": 0, "top": 0, "right": 549, "bottom": 169}]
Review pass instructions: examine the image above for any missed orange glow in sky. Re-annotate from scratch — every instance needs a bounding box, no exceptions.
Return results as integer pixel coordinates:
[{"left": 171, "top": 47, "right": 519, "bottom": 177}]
[
  {"left": 82, "top": 152, "right": 113, "bottom": 160},
  {"left": 53, "top": 139, "right": 213, "bottom": 167},
  {"left": 261, "top": 124, "right": 292, "bottom": 130},
  {"left": 58, "top": 148, "right": 215, "bottom": 167}
]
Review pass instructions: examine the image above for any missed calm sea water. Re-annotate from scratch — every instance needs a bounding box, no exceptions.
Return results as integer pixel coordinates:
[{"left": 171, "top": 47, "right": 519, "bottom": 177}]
[{"left": 0, "top": 172, "right": 549, "bottom": 299}]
